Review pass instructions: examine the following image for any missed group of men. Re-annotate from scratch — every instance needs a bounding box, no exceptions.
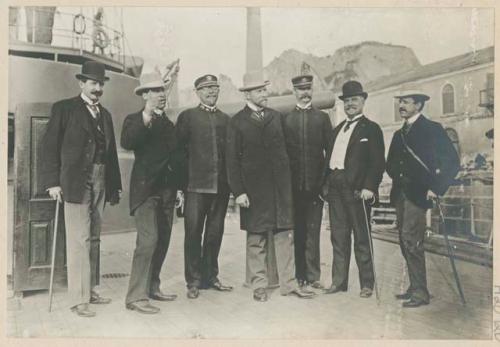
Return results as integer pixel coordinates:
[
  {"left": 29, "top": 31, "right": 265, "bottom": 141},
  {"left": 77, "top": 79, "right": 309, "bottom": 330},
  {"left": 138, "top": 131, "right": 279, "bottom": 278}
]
[{"left": 40, "top": 60, "right": 460, "bottom": 317}]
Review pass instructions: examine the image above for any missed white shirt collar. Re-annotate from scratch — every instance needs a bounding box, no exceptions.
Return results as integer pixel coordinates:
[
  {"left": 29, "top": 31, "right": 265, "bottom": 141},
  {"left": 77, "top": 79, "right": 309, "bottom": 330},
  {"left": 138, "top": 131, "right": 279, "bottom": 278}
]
[
  {"left": 200, "top": 102, "right": 217, "bottom": 112},
  {"left": 345, "top": 114, "right": 364, "bottom": 123},
  {"left": 247, "top": 101, "right": 264, "bottom": 113},
  {"left": 406, "top": 113, "right": 421, "bottom": 125},
  {"left": 296, "top": 102, "right": 312, "bottom": 110},
  {"left": 80, "top": 92, "right": 99, "bottom": 106}
]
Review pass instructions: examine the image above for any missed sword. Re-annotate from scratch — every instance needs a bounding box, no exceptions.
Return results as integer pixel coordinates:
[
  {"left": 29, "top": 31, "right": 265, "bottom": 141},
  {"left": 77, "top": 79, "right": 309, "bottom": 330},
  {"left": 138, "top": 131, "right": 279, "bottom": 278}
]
[
  {"left": 48, "top": 199, "right": 60, "bottom": 312},
  {"left": 434, "top": 196, "right": 466, "bottom": 305},
  {"left": 360, "top": 195, "right": 380, "bottom": 304}
]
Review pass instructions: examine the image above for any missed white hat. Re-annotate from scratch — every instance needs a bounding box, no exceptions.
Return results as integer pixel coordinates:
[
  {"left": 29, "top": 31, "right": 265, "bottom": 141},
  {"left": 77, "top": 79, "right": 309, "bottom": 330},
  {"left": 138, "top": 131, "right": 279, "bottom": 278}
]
[
  {"left": 134, "top": 71, "right": 167, "bottom": 95},
  {"left": 394, "top": 84, "right": 430, "bottom": 101},
  {"left": 239, "top": 70, "right": 270, "bottom": 92}
]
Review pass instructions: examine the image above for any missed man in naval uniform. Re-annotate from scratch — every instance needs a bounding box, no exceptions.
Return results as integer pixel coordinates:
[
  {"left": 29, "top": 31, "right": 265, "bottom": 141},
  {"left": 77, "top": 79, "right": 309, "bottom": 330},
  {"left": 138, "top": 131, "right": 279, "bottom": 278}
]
[
  {"left": 387, "top": 87, "right": 460, "bottom": 308},
  {"left": 175, "top": 74, "right": 233, "bottom": 299},
  {"left": 41, "top": 60, "right": 121, "bottom": 317},
  {"left": 282, "top": 74, "right": 332, "bottom": 289}
]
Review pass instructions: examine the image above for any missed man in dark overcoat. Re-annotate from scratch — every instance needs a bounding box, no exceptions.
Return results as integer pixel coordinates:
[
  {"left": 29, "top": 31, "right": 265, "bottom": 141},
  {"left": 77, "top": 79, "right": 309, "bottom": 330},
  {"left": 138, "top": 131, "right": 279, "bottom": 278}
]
[
  {"left": 175, "top": 74, "right": 233, "bottom": 299},
  {"left": 226, "top": 71, "right": 316, "bottom": 302},
  {"left": 40, "top": 60, "right": 121, "bottom": 317},
  {"left": 387, "top": 87, "right": 460, "bottom": 308},
  {"left": 322, "top": 81, "right": 385, "bottom": 298},
  {"left": 121, "top": 72, "right": 179, "bottom": 314},
  {"left": 282, "top": 74, "right": 332, "bottom": 289}
]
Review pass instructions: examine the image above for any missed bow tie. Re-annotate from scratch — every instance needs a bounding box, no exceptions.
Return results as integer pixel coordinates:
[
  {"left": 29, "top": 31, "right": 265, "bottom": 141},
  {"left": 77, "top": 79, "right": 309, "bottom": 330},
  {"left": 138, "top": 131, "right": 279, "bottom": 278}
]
[
  {"left": 343, "top": 117, "right": 361, "bottom": 132},
  {"left": 199, "top": 104, "right": 217, "bottom": 113}
]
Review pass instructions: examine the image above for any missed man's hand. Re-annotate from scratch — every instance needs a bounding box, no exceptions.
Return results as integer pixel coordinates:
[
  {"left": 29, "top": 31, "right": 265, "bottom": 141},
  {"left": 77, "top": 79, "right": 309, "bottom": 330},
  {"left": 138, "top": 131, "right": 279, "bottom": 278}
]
[
  {"left": 142, "top": 106, "right": 154, "bottom": 127},
  {"left": 235, "top": 193, "right": 250, "bottom": 208},
  {"left": 359, "top": 189, "right": 374, "bottom": 201},
  {"left": 109, "top": 190, "right": 121, "bottom": 206},
  {"left": 48, "top": 186, "right": 63, "bottom": 203},
  {"left": 175, "top": 190, "right": 184, "bottom": 209},
  {"left": 427, "top": 190, "right": 438, "bottom": 200}
]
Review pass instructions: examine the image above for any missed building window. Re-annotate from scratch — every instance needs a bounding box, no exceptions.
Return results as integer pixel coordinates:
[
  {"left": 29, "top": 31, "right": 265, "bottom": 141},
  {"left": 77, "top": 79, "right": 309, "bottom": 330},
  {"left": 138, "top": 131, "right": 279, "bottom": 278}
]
[
  {"left": 445, "top": 127, "right": 460, "bottom": 158},
  {"left": 442, "top": 83, "right": 455, "bottom": 115}
]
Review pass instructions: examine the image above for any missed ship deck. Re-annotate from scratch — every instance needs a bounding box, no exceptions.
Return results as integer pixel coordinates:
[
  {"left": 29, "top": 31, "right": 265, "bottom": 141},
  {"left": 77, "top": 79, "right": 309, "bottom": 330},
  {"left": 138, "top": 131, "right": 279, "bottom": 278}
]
[{"left": 6, "top": 212, "right": 492, "bottom": 340}]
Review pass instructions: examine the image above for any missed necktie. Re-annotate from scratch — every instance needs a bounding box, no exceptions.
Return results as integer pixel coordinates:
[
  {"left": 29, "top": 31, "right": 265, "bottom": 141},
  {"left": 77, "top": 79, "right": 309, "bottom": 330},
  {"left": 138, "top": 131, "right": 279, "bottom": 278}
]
[
  {"left": 86, "top": 103, "right": 100, "bottom": 119},
  {"left": 253, "top": 110, "right": 264, "bottom": 120},
  {"left": 343, "top": 118, "right": 359, "bottom": 132},
  {"left": 402, "top": 121, "right": 411, "bottom": 135}
]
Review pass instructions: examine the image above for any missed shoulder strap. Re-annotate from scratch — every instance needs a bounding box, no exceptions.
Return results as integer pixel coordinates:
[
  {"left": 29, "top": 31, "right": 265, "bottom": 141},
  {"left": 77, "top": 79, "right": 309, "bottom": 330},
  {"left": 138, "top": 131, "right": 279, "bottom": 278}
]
[{"left": 400, "top": 132, "right": 431, "bottom": 174}]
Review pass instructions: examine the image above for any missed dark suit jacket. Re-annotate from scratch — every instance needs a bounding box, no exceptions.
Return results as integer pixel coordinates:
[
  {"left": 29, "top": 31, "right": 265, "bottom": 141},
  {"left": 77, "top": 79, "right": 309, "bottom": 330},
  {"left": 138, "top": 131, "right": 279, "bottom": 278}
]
[
  {"left": 323, "top": 115, "right": 385, "bottom": 196},
  {"left": 386, "top": 114, "right": 460, "bottom": 209},
  {"left": 175, "top": 106, "right": 230, "bottom": 194},
  {"left": 282, "top": 107, "right": 332, "bottom": 194},
  {"left": 226, "top": 106, "right": 293, "bottom": 233},
  {"left": 121, "top": 110, "right": 178, "bottom": 215},
  {"left": 40, "top": 95, "right": 122, "bottom": 203}
]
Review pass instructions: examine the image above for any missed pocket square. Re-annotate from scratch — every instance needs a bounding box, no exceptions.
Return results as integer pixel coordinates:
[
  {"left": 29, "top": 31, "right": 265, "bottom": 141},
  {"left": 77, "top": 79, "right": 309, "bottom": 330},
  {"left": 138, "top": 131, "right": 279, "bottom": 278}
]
[{"left": 360, "top": 138, "right": 368, "bottom": 142}]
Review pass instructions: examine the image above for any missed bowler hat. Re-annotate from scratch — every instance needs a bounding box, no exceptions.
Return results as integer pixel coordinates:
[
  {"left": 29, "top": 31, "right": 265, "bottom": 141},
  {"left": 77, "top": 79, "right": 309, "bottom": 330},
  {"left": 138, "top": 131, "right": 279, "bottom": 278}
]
[
  {"left": 194, "top": 74, "right": 219, "bottom": 90},
  {"left": 239, "top": 70, "right": 270, "bottom": 92},
  {"left": 339, "top": 80, "right": 368, "bottom": 100},
  {"left": 292, "top": 74, "right": 313, "bottom": 88},
  {"left": 75, "top": 60, "right": 109, "bottom": 83},
  {"left": 134, "top": 71, "right": 166, "bottom": 95},
  {"left": 394, "top": 85, "right": 430, "bottom": 102}
]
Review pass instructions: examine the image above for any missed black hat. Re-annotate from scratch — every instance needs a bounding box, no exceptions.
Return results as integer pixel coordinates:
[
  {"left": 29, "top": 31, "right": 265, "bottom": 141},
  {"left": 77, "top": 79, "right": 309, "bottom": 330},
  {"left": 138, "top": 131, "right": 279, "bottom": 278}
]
[
  {"left": 339, "top": 80, "right": 368, "bottom": 100},
  {"left": 292, "top": 74, "right": 313, "bottom": 88},
  {"left": 75, "top": 60, "right": 109, "bottom": 83},
  {"left": 194, "top": 74, "right": 219, "bottom": 90}
]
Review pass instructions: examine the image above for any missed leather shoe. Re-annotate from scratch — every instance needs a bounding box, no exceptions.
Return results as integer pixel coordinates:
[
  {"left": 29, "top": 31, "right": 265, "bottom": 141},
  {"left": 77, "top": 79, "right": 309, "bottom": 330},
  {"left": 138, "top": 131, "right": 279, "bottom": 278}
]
[
  {"left": 395, "top": 292, "right": 412, "bottom": 300},
  {"left": 187, "top": 287, "right": 200, "bottom": 299},
  {"left": 126, "top": 300, "right": 160, "bottom": 314},
  {"left": 150, "top": 290, "right": 177, "bottom": 301},
  {"left": 402, "top": 298, "right": 429, "bottom": 308},
  {"left": 308, "top": 281, "right": 324, "bottom": 289},
  {"left": 253, "top": 288, "right": 268, "bottom": 302},
  {"left": 323, "top": 284, "right": 347, "bottom": 294},
  {"left": 287, "top": 288, "right": 316, "bottom": 299},
  {"left": 71, "top": 304, "right": 96, "bottom": 317},
  {"left": 90, "top": 291, "right": 112, "bottom": 305},
  {"left": 209, "top": 280, "right": 233, "bottom": 292},
  {"left": 360, "top": 287, "right": 373, "bottom": 298}
]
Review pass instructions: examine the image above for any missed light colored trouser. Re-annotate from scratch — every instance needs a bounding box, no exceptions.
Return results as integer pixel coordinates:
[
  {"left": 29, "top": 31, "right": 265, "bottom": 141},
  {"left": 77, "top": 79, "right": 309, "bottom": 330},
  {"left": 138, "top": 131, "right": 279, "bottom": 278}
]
[
  {"left": 246, "top": 230, "right": 299, "bottom": 295},
  {"left": 64, "top": 164, "right": 105, "bottom": 308}
]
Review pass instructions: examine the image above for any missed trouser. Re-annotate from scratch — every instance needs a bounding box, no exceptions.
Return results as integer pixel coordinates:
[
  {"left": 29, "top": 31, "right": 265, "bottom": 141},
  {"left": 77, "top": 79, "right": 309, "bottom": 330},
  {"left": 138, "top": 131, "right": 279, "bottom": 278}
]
[
  {"left": 184, "top": 191, "right": 230, "bottom": 288},
  {"left": 292, "top": 189, "right": 323, "bottom": 283},
  {"left": 64, "top": 164, "right": 105, "bottom": 308},
  {"left": 395, "top": 192, "right": 430, "bottom": 302},
  {"left": 126, "top": 187, "right": 176, "bottom": 304},
  {"left": 246, "top": 229, "right": 299, "bottom": 295},
  {"left": 327, "top": 169, "right": 374, "bottom": 290}
]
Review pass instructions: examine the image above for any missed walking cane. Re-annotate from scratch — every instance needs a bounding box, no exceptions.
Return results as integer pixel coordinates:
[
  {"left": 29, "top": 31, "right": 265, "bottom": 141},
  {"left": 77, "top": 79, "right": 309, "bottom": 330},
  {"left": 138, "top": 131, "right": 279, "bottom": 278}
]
[
  {"left": 48, "top": 199, "right": 60, "bottom": 312},
  {"left": 361, "top": 198, "right": 380, "bottom": 304},
  {"left": 434, "top": 197, "right": 466, "bottom": 305}
]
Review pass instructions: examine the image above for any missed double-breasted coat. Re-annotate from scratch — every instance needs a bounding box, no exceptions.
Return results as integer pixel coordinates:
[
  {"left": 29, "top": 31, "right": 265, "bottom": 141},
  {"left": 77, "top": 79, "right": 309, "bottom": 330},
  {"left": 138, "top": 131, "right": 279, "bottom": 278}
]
[
  {"left": 226, "top": 106, "right": 294, "bottom": 233},
  {"left": 40, "top": 95, "right": 122, "bottom": 203}
]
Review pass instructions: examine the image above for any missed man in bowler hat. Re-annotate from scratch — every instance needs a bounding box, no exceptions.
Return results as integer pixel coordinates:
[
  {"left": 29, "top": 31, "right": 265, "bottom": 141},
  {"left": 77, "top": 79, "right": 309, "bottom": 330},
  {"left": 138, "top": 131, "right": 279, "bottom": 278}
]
[
  {"left": 226, "top": 71, "right": 316, "bottom": 302},
  {"left": 282, "top": 74, "right": 332, "bottom": 289},
  {"left": 387, "top": 86, "right": 460, "bottom": 307},
  {"left": 121, "top": 71, "right": 179, "bottom": 314},
  {"left": 40, "top": 60, "right": 122, "bottom": 317},
  {"left": 322, "top": 80, "right": 385, "bottom": 298},
  {"left": 175, "top": 74, "right": 233, "bottom": 299}
]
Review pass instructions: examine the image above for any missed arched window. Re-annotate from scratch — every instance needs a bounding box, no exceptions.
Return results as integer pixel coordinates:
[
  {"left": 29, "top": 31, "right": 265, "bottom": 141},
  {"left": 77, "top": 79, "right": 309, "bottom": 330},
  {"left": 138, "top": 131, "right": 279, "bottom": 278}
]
[
  {"left": 445, "top": 127, "right": 460, "bottom": 158},
  {"left": 442, "top": 83, "right": 455, "bottom": 115}
]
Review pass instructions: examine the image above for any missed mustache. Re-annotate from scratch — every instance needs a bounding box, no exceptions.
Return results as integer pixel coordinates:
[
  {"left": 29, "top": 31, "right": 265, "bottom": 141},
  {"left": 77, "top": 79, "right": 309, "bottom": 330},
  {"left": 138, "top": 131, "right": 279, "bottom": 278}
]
[
  {"left": 92, "top": 91, "right": 103, "bottom": 96},
  {"left": 399, "top": 108, "right": 406, "bottom": 112}
]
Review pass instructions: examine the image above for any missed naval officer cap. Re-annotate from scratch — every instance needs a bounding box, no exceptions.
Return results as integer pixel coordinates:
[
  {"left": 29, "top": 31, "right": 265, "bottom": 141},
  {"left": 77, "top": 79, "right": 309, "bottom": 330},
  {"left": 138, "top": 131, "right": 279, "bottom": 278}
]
[
  {"left": 292, "top": 74, "right": 313, "bottom": 88},
  {"left": 194, "top": 74, "right": 219, "bottom": 90}
]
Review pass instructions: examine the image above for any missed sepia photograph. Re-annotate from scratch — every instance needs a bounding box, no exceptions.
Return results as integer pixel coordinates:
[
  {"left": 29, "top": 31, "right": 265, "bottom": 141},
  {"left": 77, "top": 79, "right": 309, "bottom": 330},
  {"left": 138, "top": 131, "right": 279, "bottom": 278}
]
[{"left": 4, "top": 2, "right": 496, "bottom": 342}]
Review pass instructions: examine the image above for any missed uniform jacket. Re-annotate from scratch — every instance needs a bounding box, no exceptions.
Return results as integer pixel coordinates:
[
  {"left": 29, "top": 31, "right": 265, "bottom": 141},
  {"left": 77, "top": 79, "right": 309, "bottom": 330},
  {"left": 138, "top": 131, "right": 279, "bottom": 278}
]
[
  {"left": 226, "top": 106, "right": 294, "bottom": 233},
  {"left": 40, "top": 95, "right": 122, "bottom": 203},
  {"left": 121, "top": 110, "right": 178, "bottom": 215},
  {"left": 282, "top": 106, "right": 332, "bottom": 193},
  {"left": 322, "top": 115, "right": 385, "bottom": 196},
  {"left": 175, "top": 106, "right": 230, "bottom": 194},
  {"left": 386, "top": 114, "right": 460, "bottom": 209}
]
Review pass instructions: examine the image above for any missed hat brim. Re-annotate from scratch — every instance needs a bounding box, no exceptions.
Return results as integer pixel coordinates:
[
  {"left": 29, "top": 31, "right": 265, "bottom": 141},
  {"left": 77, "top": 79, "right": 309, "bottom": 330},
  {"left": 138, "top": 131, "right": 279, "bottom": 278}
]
[
  {"left": 76, "top": 73, "right": 109, "bottom": 82},
  {"left": 238, "top": 80, "right": 270, "bottom": 92},
  {"left": 394, "top": 93, "right": 430, "bottom": 101},
  {"left": 134, "top": 81, "right": 166, "bottom": 95},
  {"left": 339, "top": 92, "right": 368, "bottom": 100}
]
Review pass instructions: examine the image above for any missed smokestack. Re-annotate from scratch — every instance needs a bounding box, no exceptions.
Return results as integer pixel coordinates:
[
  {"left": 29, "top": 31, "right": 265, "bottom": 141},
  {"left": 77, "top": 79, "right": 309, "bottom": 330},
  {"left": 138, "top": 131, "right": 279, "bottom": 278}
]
[{"left": 246, "top": 7, "right": 263, "bottom": 73}]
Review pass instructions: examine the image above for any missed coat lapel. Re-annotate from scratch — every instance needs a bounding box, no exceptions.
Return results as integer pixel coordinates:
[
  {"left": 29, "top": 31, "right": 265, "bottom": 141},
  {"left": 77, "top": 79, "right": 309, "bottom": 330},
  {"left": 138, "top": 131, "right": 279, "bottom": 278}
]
[
  {"left": 75, "top": 96, "right": 92, "bottom": 135},
  {"left": 100, "top": 106, "right": 112, "bottom": 149}
]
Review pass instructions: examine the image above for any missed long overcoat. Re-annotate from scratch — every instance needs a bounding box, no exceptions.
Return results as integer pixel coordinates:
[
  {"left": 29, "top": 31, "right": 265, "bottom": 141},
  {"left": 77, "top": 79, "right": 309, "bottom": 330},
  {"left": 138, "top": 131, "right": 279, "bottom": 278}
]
[
  {"left": 40, "top": 96, "right": 122, "bottom": 203},
  {"left": 226, "top": 106, "right": 294, "bottom": 233}
]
